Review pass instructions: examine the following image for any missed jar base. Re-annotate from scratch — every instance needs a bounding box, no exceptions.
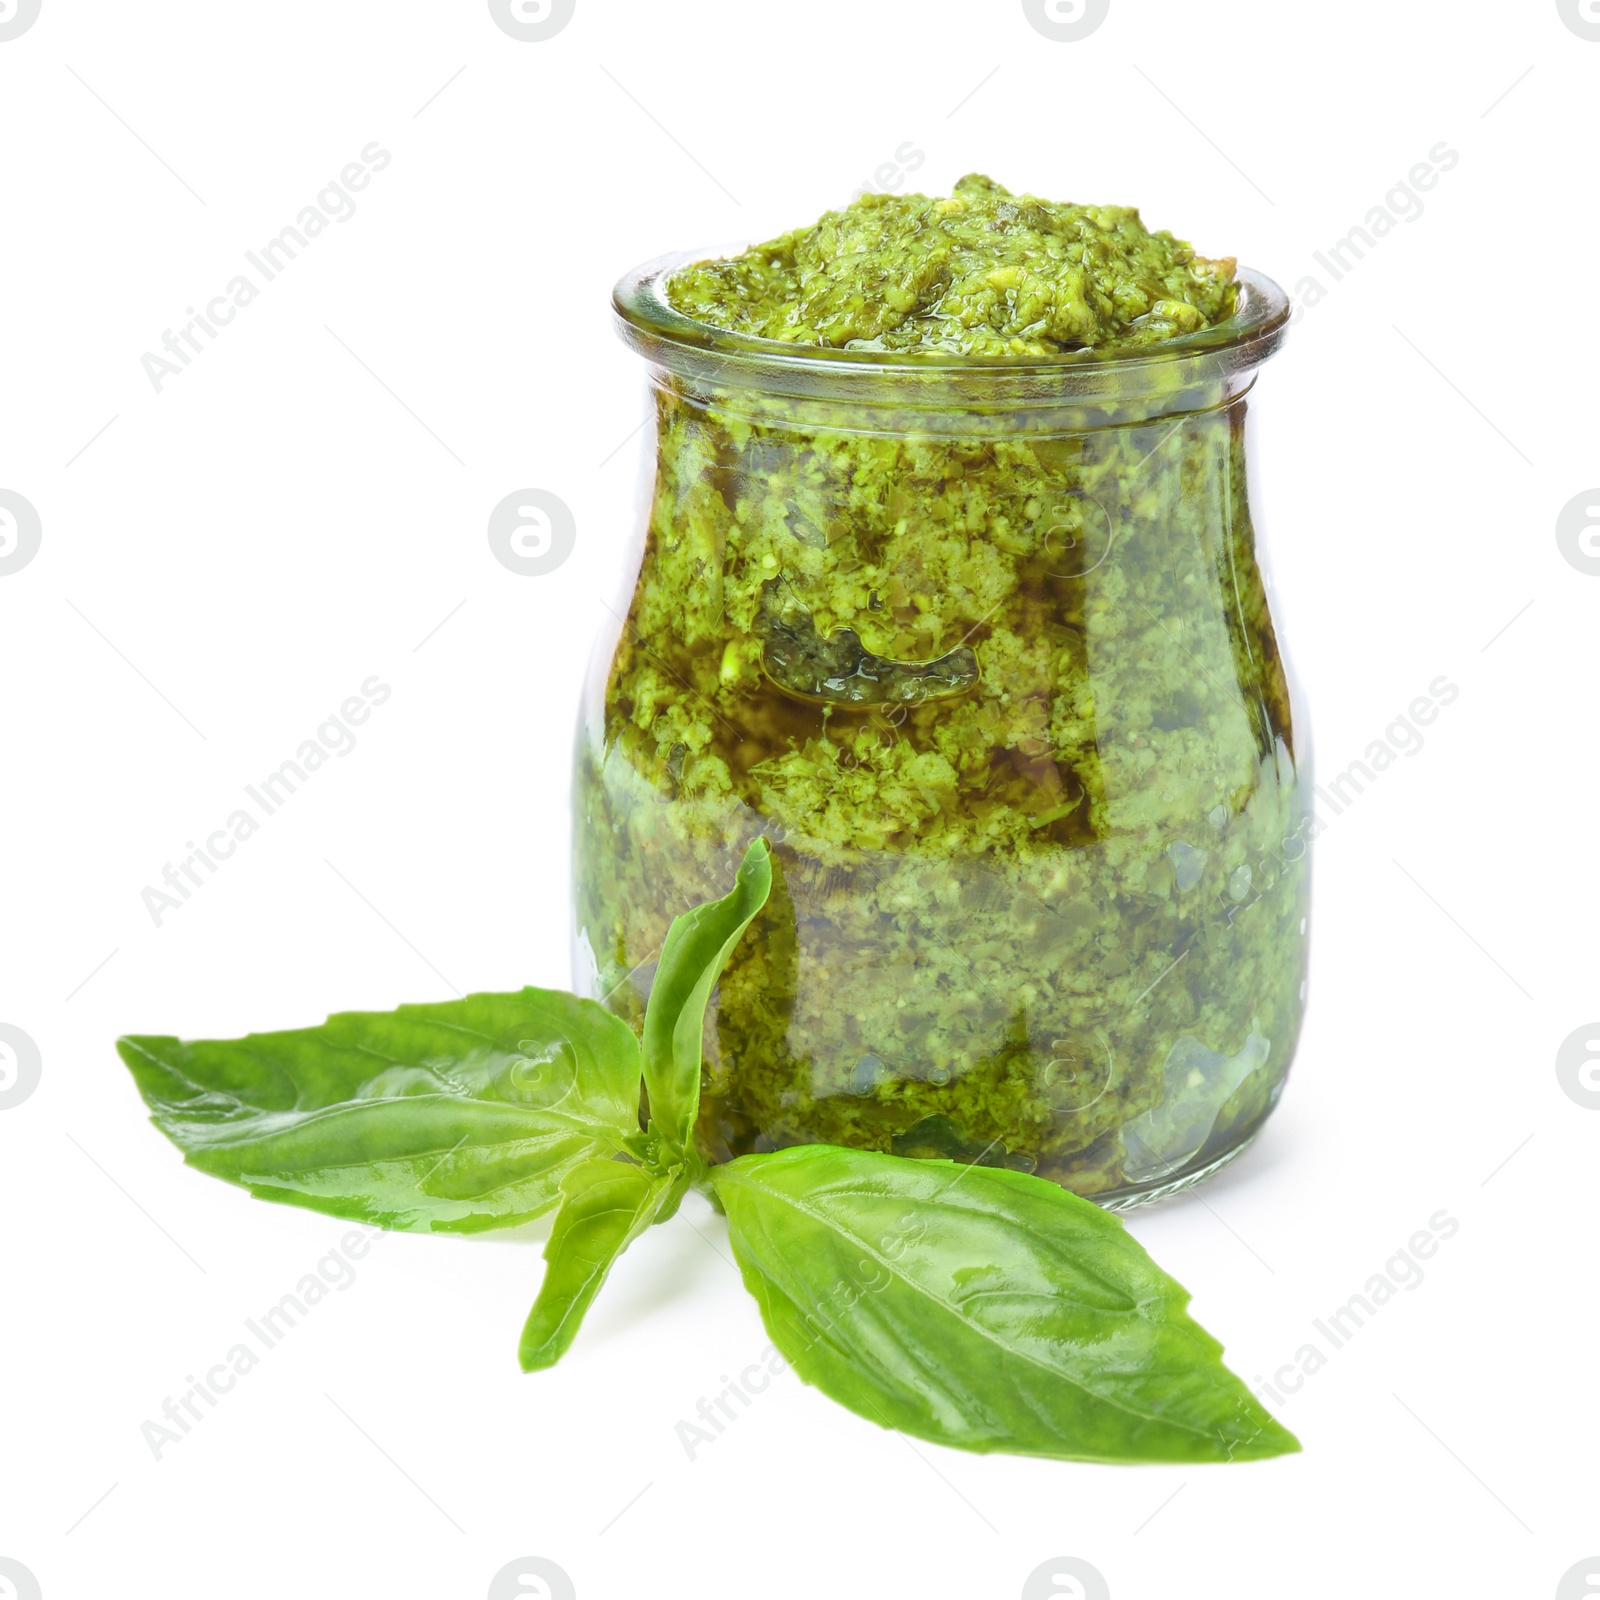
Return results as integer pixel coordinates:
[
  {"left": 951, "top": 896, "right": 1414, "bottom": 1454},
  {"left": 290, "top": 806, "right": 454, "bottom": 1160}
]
[{"left": 1092, "top": 1132, "right": 1261, "bottom": 1213}]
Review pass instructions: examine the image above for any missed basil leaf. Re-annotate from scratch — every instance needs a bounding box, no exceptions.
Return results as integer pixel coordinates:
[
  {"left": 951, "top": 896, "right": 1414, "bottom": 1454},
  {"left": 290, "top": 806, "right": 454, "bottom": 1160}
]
[
  {"left": 518, "top": 1157, "right": 674, "bottom": 1372},
  {"left": 713, "top": 1145, "right": 1299, "bottom": 1464},
  {"left": 641, "top": 838, "right": 772, "bottom": 1157},
  {"left": 116, "top": 989, "right": 643, "bottom": 1233}
]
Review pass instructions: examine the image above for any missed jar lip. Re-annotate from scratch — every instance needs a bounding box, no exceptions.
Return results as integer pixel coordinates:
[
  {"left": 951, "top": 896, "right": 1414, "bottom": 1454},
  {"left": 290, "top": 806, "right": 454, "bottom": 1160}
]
[{"left": 612, "top": 248, "right": 1290, "bottom": 389}]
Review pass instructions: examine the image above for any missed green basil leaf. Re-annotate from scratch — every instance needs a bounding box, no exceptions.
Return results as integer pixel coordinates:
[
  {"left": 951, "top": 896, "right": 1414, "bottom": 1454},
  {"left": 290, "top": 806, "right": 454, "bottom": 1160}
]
[
  {"left": 641, "top": 838, "right": 772, "bottom": 1157},
  {"left": 116, "top": 989, "right": 643, "bottom": 1233},
  {"left": 713, "top": 1145, "right": 1299, "bottom": 1464},
  {"left": 518, "top": 1157, "right": 674, "bottom": 1372}
]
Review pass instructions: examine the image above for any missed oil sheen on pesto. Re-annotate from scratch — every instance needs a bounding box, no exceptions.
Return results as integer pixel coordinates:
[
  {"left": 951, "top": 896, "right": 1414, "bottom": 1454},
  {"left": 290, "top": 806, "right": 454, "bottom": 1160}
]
[{"left": 578, "top": 179, "right": 1305, "bottom": 1203}]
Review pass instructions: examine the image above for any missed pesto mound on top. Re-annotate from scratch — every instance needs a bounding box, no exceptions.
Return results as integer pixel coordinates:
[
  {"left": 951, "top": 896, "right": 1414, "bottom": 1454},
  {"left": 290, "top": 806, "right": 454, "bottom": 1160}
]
[{"left": 665, "top": 173, "right": 1238, "bottom": 357}]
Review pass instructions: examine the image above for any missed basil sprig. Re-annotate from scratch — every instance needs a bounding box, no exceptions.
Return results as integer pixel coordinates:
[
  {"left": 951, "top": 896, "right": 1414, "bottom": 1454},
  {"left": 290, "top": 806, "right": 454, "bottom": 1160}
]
[{"left": 117, "top": 840, "right": 1297, "bottom": 1465}]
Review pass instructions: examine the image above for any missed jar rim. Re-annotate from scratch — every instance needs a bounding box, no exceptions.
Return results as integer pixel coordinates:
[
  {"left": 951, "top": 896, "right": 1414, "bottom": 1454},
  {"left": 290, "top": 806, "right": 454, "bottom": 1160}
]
[{"left": 612, "top": 248, "right": 1290, "bottom": 400}]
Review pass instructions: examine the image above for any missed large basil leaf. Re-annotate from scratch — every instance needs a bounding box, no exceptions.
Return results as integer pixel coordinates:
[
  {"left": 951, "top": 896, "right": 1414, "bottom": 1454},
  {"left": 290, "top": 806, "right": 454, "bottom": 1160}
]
[
  {"left": 713, "top": 1144, "right": 1299, "bottom": 1464},
  {"left": 518, "top": 1158, "right": 674, "bottom": 1372},
  {"left": 641, "top": 838, "right": 771, "bottom": 1157},
  {"left": 116, "top": 989, "right": 643, "bottom": 1233}
]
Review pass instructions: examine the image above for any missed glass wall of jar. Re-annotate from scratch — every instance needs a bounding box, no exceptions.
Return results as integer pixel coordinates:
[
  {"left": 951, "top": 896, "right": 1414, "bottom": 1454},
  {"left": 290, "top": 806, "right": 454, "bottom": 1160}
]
[{"left": 574, "top": 258, "right": 1308, "bottom": 1208}]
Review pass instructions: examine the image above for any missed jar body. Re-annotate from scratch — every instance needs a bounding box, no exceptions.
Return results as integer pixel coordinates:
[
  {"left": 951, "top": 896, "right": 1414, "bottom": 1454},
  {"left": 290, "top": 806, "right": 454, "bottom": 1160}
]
[{"left": 574, "top": 357, "right": 1308, "bottom": 1206}]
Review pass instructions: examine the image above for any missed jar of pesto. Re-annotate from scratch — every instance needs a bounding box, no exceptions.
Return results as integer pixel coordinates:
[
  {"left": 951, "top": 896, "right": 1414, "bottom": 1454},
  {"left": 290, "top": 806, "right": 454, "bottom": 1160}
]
[{"left": 576, "top": 198, "right": 1306, "bottom": 1207}]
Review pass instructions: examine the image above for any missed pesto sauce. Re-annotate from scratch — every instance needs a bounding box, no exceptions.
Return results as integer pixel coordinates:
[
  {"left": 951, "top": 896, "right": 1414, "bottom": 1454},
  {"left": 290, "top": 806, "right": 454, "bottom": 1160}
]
[{"left": 665, "top": 173, "right": 1237, "bottom": 356}]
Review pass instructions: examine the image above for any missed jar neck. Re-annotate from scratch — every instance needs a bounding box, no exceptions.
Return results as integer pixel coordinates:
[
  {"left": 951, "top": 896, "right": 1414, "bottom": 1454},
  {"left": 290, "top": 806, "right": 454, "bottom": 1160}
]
[
  {"left": 616, "top": 256, "right": 1289, "bottom": 435},
  {"left": 645, "top": 362, "right": 1261, "bottom": 438}
]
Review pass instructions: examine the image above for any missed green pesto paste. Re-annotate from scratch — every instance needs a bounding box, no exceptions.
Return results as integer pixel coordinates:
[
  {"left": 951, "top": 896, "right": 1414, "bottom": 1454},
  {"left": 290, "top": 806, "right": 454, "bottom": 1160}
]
[
  {"left": 666, "top": 173, "right": 1238, "bottom": 356},
  {"left": 577, "top": 181, "right": 1306, "bottom": 1203}
]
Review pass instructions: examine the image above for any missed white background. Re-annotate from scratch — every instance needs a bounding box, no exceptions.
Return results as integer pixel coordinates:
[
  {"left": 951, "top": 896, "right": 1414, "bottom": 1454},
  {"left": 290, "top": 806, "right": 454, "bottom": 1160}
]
[{"left": 2, "top": 2, "right": 1596, "bottom": 1597}]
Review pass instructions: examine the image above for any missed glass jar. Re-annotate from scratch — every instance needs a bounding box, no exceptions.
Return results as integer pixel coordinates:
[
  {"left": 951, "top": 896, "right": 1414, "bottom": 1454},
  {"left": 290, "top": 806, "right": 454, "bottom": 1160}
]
[{"left": 574, "top": 253, "right": 1308, "bottom": 1208}]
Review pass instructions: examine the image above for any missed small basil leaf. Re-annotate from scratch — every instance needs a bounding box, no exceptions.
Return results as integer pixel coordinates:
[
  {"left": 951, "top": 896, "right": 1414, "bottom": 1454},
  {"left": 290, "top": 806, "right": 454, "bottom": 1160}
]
[
  {"left": 518, "top": 1158, "right": 674, "bottom": 1372},
  {"left": 713, "top": 1145, "right": 1299, "bottom": 1464},
  {"left": 641, "top": 838, "right": 772, "bottom": 1158},
  {"left": 116, "top": 989, "right": 643, "bottom": 1233}
]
